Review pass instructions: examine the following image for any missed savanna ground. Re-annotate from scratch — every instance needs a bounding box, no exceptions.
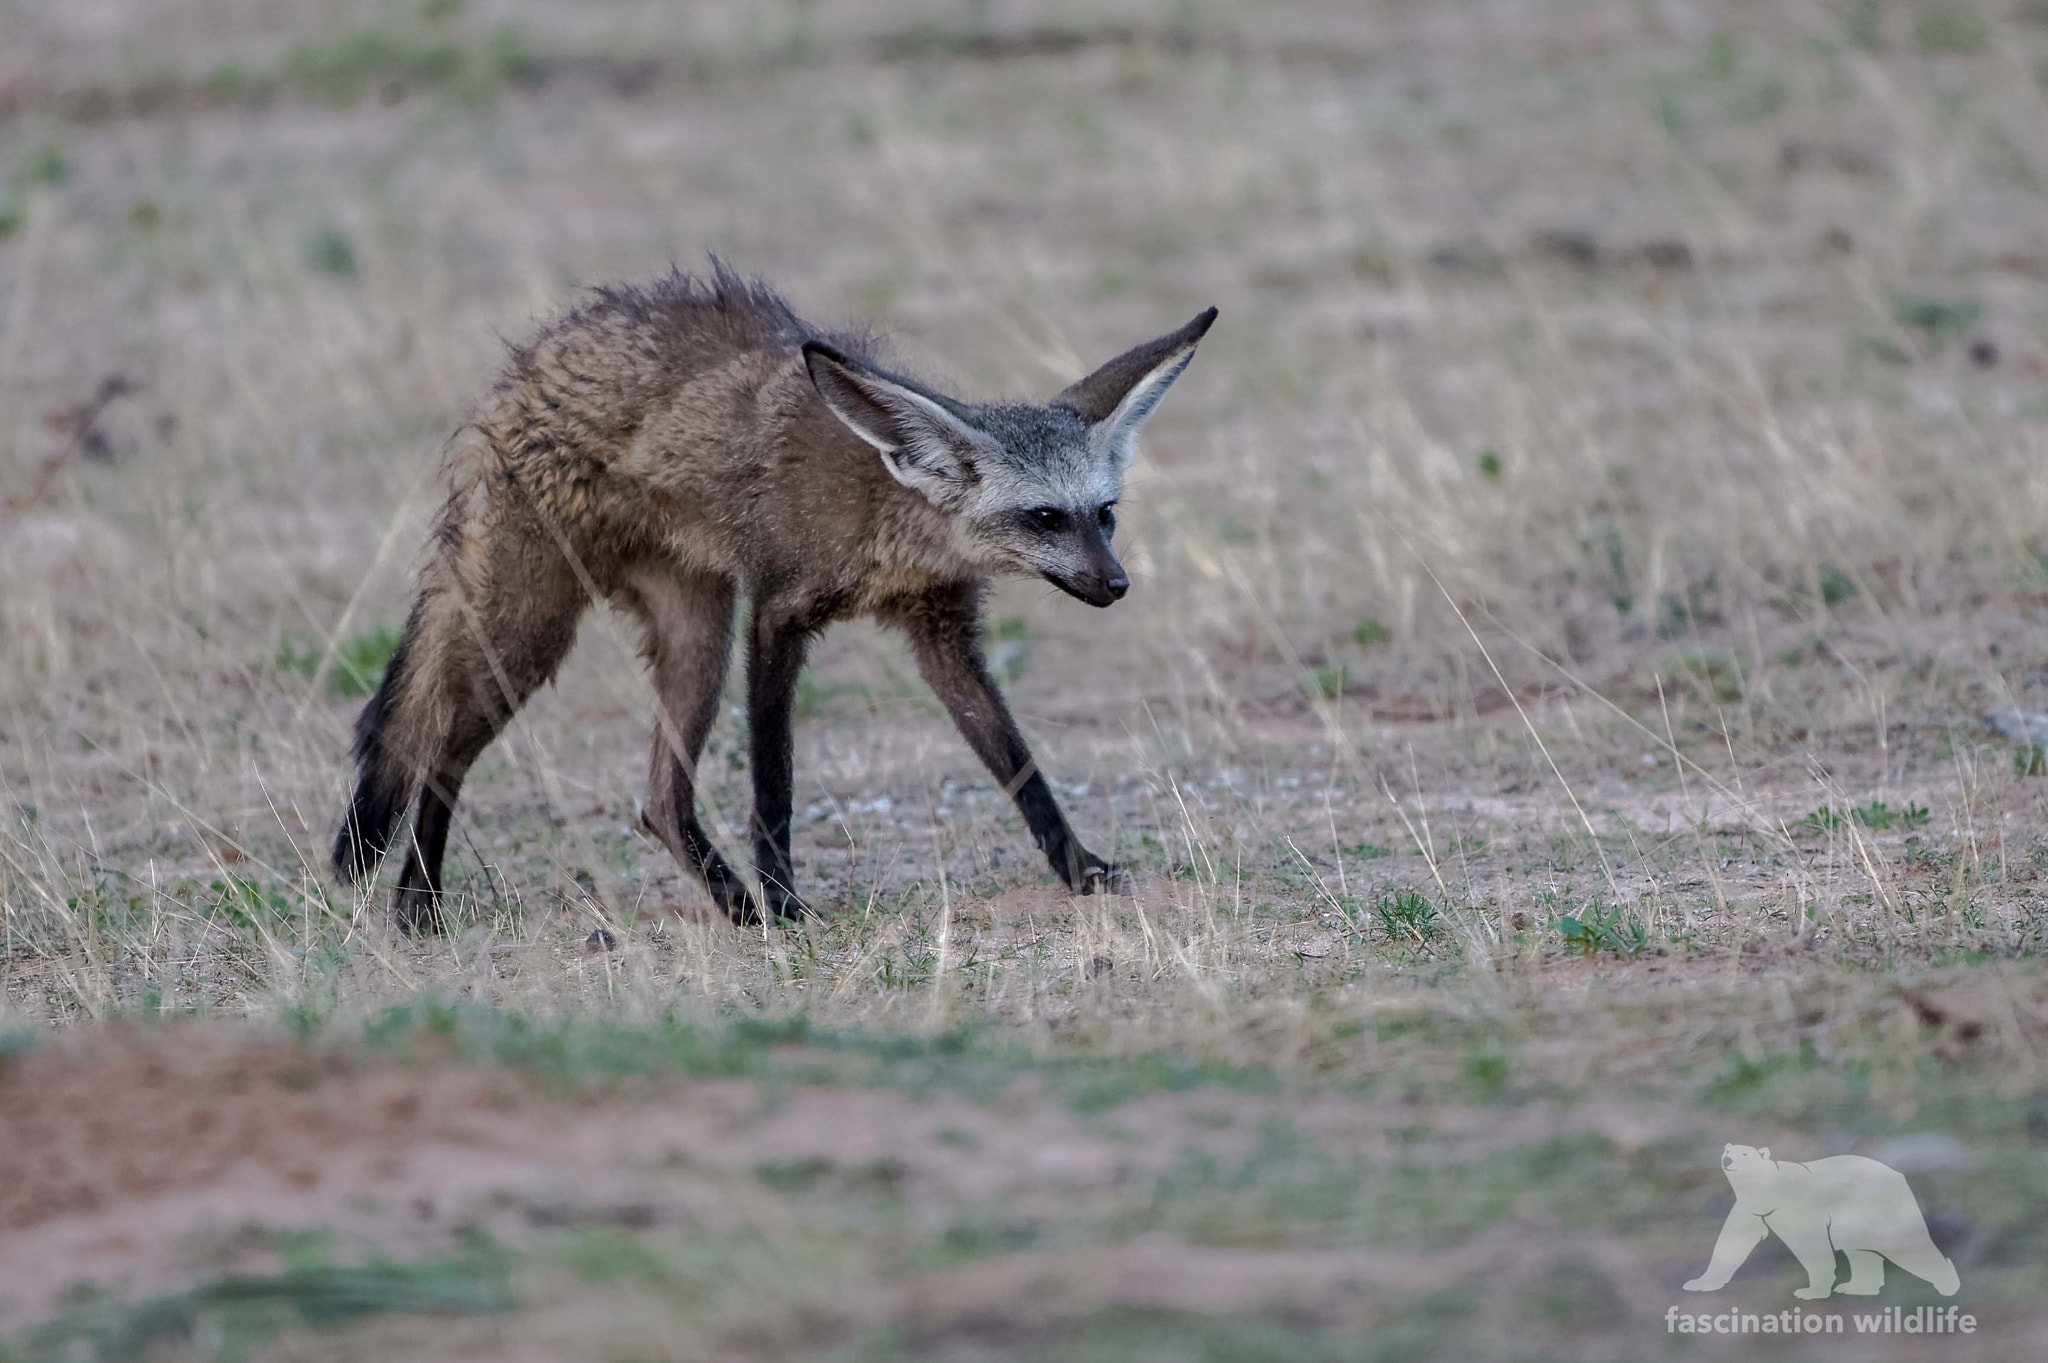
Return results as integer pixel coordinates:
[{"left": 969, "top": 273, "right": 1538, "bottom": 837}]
[{"left": 4, "top": 0, "right": 2048, "bottom": 1358}]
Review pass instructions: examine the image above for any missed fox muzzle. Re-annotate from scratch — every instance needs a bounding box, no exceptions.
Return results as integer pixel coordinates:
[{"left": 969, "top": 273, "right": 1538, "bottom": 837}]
[{"left": 1045, "top": 531, "right": 1128, "bottom": 608}]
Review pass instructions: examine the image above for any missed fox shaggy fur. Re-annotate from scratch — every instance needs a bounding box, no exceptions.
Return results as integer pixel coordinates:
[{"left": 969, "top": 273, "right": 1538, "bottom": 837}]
[{"left": 333, "top": 264, "right": 1215, "bottom": 931}]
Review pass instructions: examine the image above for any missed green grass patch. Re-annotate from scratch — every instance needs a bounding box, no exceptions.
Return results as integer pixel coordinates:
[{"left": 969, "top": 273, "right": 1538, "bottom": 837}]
[
  {"left": 305, "top": 224, "right": 358, "bottom": 278},
  {"left": 1552, "top": 899, "right": 1645, "bottom": 958},
  {"left": 1299, "top": 661, "right": 1347, "bottom": 701},
  {"left": 276, "top": 624, "right": 401, "bottom": 698},
  {"left": 1352, "top": 615, "right": 1391, "bottom": 648},
  {"left": 1818, "top": 563, "right": 1859, "bottom": 606},
  {"left": 1891, "top": 291, "right": 1980, "bottom": 351},
  {"left": 1372, "top": 888, "right": 1439, "bottom": 943},
  {"left": 282, "top": 26, "right": 539, "bottom": 106},
  {"left": 8, "top": 1236, "right": 515, "bottom": 1363},
  {"left": 351, "top": 1002, "right": 1281, "bottom": 1115}
]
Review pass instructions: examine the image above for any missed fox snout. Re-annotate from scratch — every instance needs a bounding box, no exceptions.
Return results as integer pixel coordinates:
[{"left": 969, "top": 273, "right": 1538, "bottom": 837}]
[
  {"left": 1048, "top": 569, "right": 1128, "bottom": 608},
  {"left": 1046, "top": 534, "right": 1128, "bottom": 607}
]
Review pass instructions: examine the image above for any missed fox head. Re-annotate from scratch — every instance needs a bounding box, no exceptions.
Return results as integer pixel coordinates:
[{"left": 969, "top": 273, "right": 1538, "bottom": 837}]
[{"left": 802, "top": 307, "right": 1216, "bottom": 607}]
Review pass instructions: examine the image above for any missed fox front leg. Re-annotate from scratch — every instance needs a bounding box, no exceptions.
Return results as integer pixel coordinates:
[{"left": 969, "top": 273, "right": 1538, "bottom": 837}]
[
  {"left": 745, "top": 609, "right": 817, "bottom": 922},
  {"left": 895, "top": 586, "right": 1117, "bottom": 894}
]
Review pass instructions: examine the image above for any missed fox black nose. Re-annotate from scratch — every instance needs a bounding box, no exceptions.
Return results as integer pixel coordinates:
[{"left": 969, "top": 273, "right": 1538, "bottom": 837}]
[{"left": 1106, "top": 574, "right": 1128, "bottom": 600}]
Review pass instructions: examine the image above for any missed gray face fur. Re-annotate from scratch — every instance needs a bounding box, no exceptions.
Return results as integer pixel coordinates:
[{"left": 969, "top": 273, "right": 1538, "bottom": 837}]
[{"left": 802, "top": 307, "right": 1215, "bottom": 607}]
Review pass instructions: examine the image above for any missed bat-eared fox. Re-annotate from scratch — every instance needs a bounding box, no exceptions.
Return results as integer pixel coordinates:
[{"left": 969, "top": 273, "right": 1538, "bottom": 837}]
[{"left": 333, "top": 263, "right": 1215, "bottom": 931}]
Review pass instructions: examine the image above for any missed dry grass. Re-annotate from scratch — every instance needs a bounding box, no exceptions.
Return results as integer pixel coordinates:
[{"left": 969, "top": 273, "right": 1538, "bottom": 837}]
[{"left": 4, "top": 0, "right": 2048, "bottom": 1357}]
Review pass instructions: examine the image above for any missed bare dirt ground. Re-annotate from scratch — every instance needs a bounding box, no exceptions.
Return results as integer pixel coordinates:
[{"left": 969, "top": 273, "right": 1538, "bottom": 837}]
[
  {"left": 4, "top": 1010, "right": 2045, "bottom": 1361},
  {"left": 5, "top": 0, "right": 2048, "bottom": 1357}
]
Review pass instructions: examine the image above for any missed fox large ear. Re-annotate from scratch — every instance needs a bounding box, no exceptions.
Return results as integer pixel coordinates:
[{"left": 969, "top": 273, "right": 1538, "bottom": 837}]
[
  {"left": 803, "top": 342, "right": 992, "bottom": 502},
  {"left": 1056, "top": 307, "right": 1217, "bottom": 471}
]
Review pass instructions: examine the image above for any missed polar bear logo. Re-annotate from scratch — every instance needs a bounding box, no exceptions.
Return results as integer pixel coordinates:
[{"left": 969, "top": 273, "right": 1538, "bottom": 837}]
[{"left": 1683, "top": 1144, "right": 1959, "bottom": 1300}]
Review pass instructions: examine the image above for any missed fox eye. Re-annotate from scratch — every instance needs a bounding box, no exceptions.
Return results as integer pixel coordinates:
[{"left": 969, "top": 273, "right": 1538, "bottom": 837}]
[
  {"left": 1096, "top": 503, "right": 1116, "bottom": 531},
  {"left": 1027, "top": 507, "right": 1068, "bottom": 533}
]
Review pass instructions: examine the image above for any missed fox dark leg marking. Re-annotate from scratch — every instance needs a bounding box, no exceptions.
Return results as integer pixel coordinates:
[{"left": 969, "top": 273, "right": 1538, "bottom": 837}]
[
  {"left": 745, "top": 606, "right": 817, "bottom": 921},
  {"left": 893, "top": 584, "right": 1114, "bottom": 893},
  {"left": 387, "top": 695, "right": 508, "bottom": 935},
  {"left": 332, "top": 607, "right": 422, "bottom": 883},
  {"left": 392, "top": 775, "right": 460, "bottom": 934},
  {"left": 623, "top": 567, "right": 751, "bottom": 922}
]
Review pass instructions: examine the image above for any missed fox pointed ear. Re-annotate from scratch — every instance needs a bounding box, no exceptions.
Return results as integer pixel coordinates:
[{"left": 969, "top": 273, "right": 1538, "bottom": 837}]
[
  {"left": 1056, "top": 306, "right": 1216, "bottom": 470},
  {"left": 803, "top": 342, "right": 991, "bottom": 502}
]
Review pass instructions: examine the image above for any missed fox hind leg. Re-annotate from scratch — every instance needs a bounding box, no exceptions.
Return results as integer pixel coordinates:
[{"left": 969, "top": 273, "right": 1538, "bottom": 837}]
[
  {"left": 383, "top": 527, "right": 590, "bottom": 933},
  {"left": 623, "top": 568, "right": 751, "bottom": 922}
]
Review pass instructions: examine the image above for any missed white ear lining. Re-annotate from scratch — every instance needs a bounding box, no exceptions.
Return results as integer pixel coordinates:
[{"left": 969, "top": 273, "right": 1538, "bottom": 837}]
[
  {"left": 810, "top": 370, "right": 901, "bottom": 455},
  {"left": 812, "top": 360, "right": 991, "bottom": 493},
  {"left": 1093, "top": 345, "right": 1195, "bottom": 467}
]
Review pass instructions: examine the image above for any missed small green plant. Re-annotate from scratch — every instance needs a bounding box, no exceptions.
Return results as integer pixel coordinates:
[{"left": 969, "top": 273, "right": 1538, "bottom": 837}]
[
  {"left": 1461, "top": 1048, "right": 1510, "bottom": 1095},
  {"left": 1891, "top": 291, "right": 1980, "bottom": 351},
  {"left": 206, "top": 875, "right": 305, "bottom": 932},
  {"left": 1554, "top": 900, "right": 1645, "bottom": 958},
  {"left": 1476, "top": 448, "right": 1503, "bottom": 481},
  {"left": 306, "top": 224, "right": 359, "bottom": 278},
  {"left": 567, "top": 1227, "right": 668, "bottom": 1286},
  {"left": 333, "top": 625, "right": 401, "bottom": 697},
  {"left": 1343, "top": 842, "right": 1395, "bottom": 860},
  {"left": 1352, "top": 616, "right": 1391, "bottom": 648},
  {"left": 1799, "top": 806, "right": 1847, "bottom": 833},
  {"left": 1300, "top": 661, "right": 1348, "bottom": 701},
  {"left": 24, "top": 144, "right": 71, "bottom": 188},
  {"left": 1818, "top": 564, "right": 1858, "bottom": 606},
  {"left": 1375, "top": 889, "right": 1438, "bottom": 942},
  {"left": 279, "top": 625, "right": 400, "bottom": 697},
  {"left": 1843, "top": 800, "right": 1928, "bottom": 830},
  {"left": 2017, "top": 744, "right": 2047, "bottom": 778}
]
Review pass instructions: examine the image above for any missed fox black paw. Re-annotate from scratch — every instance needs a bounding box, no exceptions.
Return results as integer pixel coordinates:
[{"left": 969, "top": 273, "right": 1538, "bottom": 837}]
[
  {"left": 716, "top": 882, "right": 814, "bottom": 926},
  {"left": 393, "top": 885, "right": 446, "bottom": 935},
  {"left": 1071, "top": 858, "right": 1126, "bottom": 896}
]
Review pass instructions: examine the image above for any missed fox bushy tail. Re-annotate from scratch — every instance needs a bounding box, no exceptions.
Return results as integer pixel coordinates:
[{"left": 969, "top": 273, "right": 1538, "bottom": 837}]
[{"left": 331, "top": 606, "right": 423, "bottom": 884}]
